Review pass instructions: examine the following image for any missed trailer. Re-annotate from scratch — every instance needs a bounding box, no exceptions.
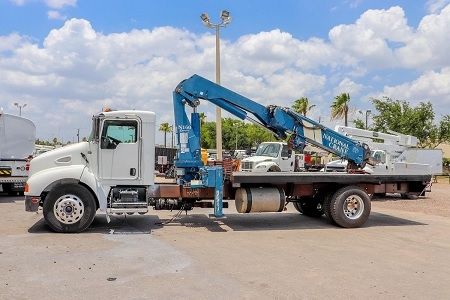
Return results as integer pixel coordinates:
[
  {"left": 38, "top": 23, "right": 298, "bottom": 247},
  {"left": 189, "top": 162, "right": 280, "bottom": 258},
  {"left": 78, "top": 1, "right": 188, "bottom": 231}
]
[
  {"left": 0, "top": 109, "right": 36, "bottom": 195},
  {"left": 24, "top": 74, "right": 432, "bottom": 233}
]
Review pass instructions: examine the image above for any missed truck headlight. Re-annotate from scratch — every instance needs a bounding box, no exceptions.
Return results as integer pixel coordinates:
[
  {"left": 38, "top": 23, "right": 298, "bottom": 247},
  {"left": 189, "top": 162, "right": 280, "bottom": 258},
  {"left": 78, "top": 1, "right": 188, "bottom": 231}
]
[{"left": 256, "top": 165, "right": 267, "bottom": 169}]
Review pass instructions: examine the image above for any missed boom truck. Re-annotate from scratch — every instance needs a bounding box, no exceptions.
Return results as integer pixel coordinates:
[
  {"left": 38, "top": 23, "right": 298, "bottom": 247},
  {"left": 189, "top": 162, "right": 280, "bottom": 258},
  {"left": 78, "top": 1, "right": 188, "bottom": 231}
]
[{"left": 25, "top": 74, "right": 432, "bottom": 233}]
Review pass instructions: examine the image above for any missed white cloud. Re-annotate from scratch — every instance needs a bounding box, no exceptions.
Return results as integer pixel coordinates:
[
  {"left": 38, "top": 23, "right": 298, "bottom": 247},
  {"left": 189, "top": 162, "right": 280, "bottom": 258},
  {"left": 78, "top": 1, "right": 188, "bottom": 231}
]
[
  {"left": 2, "top": 4, "right": 450, "bottom": 143},
  {"left": 382, "top": 67, "right": 450, "bottom": 109},
  {"left": 333, "top": 78, "right": 364, "bottom": 97},
  {"left": 9, "top": 0, "right": 76, "bottom": 8},
  {"left": 9, "top": 0, "right": 27, "bottom": 5},
  {"left": 395, "top": 4, "right": 450, "bottom": 70},
  {"left": 44, "top": 0, "right": 76, "bottom": 9},
  {"left": 329, "top": 6, "right": 413, "bottom": 69},
  {"left": 47, "top": 10, "right": 67, "bottom": 20},
  {"left": 0, "top": 33, "right": 29, "bottom": 51},
  {"left": 426, "top": 0, "right": 450, "bottom": 13}
]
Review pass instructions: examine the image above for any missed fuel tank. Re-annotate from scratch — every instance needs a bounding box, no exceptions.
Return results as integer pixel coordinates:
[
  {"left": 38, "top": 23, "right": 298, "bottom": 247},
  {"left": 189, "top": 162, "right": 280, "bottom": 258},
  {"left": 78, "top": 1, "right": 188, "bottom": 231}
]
[{"left": 235, "top": 187, "right": 285, "bottom": 213}]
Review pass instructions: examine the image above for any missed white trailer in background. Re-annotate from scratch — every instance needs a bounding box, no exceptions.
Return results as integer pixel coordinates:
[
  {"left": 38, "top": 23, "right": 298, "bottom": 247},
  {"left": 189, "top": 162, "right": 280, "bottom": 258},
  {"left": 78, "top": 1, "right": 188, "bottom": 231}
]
[{"left": 0, "top": 109, "right": 36, "bottom": 195}]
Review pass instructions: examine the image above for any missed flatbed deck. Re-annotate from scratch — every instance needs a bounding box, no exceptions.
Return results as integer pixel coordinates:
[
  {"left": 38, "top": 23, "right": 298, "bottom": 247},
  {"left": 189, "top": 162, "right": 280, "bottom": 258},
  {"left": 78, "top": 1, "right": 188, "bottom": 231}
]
[{"left": 231, "top": 172, "right": 432, "bottom": 186}]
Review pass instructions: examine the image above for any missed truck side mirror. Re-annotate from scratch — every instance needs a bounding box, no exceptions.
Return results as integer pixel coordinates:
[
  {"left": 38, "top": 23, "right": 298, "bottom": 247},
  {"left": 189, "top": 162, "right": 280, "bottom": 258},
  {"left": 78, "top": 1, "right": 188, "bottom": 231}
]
[{"left": 288, "top": 149, "right": 292, "bottom": 158}]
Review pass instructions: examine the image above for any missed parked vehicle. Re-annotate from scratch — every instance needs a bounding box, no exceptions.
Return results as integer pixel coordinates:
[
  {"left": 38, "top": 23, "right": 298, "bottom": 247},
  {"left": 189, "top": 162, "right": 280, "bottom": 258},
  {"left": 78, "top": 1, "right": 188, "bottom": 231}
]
[
  {"left": 239, "top": 142, "right": 295, "bottom": 172},
  {"left": 0, "top": 109, "right": 36, "bottom": 195},
  {"left": 25, "top": 75, "right": 432, "bottom": 232},
  {"left": 325, "top": 126, "right": 443, "bottom": 175}
]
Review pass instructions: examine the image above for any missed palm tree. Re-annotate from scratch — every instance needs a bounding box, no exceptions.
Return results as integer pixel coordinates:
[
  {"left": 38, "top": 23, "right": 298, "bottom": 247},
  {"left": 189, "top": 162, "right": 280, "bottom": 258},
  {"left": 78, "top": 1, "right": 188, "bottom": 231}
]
[
  {"left": 330, "top": 93, "right": 350, "bottom": 126},
  {"left": 199, "top": 112, "right": 207, "bottom": 126},
  {"left": 159, "top": 122, "right": 171, "bottom": 148},
  {"left": 292, "top": 97, "right": 315, "bottom": 116}
]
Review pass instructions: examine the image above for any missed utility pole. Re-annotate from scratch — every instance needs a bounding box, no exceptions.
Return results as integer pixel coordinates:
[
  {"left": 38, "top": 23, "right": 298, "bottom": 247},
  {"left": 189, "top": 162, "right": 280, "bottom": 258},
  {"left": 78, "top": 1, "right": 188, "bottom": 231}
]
[{"left": 200, "top": 10, "right": 232, "bottom": 161}]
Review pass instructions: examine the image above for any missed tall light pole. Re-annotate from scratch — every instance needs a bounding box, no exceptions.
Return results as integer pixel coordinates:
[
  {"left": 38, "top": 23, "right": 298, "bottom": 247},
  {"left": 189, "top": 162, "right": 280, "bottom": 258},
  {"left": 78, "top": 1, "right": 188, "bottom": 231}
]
[
  {"left": 14, "top": 102, "right": 27, "bottom": 116},
  {"left": 235, "top": 122, "right": 240, "bottom": 150},
  {"left": 359, "top": 109, "right": 372, "bottom": 129},
  {"left": 365, "top": 109, "right": 371, "bottom": 129},
  {"left": 200, "top": 10, "right": 232, "bottom": 161},
  {"left": 170, "top": 124, "right": 174, "bottom": 148}
]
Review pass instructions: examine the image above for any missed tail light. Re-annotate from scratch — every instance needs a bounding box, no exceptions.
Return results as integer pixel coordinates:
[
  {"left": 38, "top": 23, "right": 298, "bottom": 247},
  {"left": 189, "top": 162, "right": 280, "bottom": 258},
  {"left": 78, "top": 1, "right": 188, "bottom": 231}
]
[{"left": 26, "top": 155, "right": 33, "bottom": 171}]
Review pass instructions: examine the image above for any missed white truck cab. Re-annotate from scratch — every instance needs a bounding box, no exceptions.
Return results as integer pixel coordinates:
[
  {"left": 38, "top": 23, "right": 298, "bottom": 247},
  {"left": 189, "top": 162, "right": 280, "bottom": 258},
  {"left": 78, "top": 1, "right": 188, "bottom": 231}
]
[
  {"left": 25, "top": 110, "right": 156, "bottom": 232},
  {"left": 239, "top": 142, "right": 295, "bottom": 172}
]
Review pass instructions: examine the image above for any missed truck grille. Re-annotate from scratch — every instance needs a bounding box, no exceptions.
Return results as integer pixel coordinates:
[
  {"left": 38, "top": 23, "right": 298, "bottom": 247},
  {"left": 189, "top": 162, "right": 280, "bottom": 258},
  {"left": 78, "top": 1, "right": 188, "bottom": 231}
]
[
  {"left": 241, "top": 161, "right": 253, "bottom": 171},
  {"left": 325, "top": 166, "right": 346, "bottom": 172}
]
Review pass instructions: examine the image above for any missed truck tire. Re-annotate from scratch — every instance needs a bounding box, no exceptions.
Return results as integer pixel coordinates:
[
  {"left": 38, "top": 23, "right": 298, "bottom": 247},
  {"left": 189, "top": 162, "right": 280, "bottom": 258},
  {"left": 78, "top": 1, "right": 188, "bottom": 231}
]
[
  {"left": 322, "top": 192, "right": 337, "bottom": 225},
  {"left": 43, "top": 184, "right": 97, "bottom": 233},
  {"left": 267, "top": 165, "right": 281, "bottom": 172},
  {"left": 293, "top": 197, "right": 324, "bottom": 218},
  {"left": 329, "top": 186, "right": 371, "bottom": 228}
]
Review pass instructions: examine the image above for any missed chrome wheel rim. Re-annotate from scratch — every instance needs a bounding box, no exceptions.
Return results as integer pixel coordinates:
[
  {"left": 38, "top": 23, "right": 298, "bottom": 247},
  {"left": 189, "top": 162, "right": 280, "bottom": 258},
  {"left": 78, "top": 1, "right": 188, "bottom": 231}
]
[
  {"left": 343, "top": 195, "right": 364, "bottom": 219},
  {"left": 53, "top": 194, "right": 84, "bottom": 224}
]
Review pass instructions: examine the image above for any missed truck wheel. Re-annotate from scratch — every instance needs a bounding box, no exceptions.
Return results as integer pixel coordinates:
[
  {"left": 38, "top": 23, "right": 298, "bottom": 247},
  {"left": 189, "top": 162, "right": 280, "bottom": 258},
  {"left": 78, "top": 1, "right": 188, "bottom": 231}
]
[
  {"left": 322, "top": 192, "right": 337, "bottom": 225},
  {"left": 293, "top": 197, "right": 324, "bottom": 218},
  {"left": 267, "top": 165, "right": 281, "bottom": 172},
  {"left": 43, "top": 184, "right": 97, "bottom": 233},
  {"left": 330, "top": 186, "right": 371, "bottom": 228}
]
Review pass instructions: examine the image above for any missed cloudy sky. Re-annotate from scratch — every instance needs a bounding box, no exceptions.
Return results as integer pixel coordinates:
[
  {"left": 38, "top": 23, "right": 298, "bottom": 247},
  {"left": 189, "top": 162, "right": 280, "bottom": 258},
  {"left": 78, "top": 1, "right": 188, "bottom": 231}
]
[{"left": 1, "top": 0, "right": 449, "bottom": 145}]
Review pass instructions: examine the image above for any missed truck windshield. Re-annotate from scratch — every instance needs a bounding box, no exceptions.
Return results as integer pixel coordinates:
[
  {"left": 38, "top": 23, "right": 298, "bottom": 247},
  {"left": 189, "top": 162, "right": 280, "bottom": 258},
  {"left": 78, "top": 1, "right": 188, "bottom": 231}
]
[{"left": 255, "top": 143, "right": 280, "bottom": 158}]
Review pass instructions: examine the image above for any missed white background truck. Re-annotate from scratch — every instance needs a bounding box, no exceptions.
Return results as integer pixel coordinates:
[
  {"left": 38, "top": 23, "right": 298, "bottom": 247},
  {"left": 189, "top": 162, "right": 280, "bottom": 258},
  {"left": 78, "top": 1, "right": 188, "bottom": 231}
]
[
  {"left": 239, "top": 141, "right": 295, "bottom": 172},
  {"left": 0, "top": 109, "right": 36, "bottom": 195},
  {"left": 325, "top": 126, "right": 443, "bottom": 175}
]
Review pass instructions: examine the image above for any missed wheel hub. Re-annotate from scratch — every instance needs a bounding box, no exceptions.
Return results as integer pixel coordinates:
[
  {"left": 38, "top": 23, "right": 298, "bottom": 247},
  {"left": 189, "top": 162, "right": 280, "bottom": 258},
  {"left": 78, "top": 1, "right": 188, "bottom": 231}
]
[
  {"left": 53, "top": 194, "right": 85, "bottom": 224},
  {"left": 343, "top": 195, "right": 364, "bottom": 219}
]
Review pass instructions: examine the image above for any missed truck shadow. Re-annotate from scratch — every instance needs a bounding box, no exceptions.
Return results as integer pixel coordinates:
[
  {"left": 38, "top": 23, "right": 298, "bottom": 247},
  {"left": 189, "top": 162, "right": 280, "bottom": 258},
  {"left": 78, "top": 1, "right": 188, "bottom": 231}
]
[
  {"left": 28, "top": 211, "right": 425, "bottom": 234},
  {"left": 162, "top": 211, "right": 426, "bottom": 232},
  {"left": 0, "top": 193, "right": 23, "bottom": 203},
  {"left": 28, "top": 214, "right": 165, "bottom": 234}
]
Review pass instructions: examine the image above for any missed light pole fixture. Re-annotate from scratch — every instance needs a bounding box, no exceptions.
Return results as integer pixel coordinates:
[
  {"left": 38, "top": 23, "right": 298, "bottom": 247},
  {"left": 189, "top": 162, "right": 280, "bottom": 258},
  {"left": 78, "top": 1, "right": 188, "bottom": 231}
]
[
  {"left": 359, "top": 109, "right": 372, "bottom": 129},
  {"left": 200, "top": 10, "right": 232, "bottom": 161},
  {"left": 14, "top": 102, "right": 27, "bottom": 116}
]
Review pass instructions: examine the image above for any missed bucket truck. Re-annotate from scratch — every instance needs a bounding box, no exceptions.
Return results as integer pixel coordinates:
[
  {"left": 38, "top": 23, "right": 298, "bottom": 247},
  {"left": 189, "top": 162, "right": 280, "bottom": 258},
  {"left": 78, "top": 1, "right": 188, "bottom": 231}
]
[{"left": 328, "top": 126, "right": 443, "bottom": 175}]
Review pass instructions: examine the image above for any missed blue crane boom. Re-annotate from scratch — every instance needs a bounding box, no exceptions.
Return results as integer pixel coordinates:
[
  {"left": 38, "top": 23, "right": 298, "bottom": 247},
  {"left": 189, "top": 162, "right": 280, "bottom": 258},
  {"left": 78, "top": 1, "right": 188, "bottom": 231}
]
[{"left": 173, "top": 74, "right": 372, "bottom": 181}]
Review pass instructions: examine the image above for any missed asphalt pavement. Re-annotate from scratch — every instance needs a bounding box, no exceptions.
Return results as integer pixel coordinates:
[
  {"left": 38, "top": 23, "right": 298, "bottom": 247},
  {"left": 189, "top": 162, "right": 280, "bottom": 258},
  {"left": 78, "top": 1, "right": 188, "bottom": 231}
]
[{"left": 1, "top": 192, "right": 450, "bottom": 300}]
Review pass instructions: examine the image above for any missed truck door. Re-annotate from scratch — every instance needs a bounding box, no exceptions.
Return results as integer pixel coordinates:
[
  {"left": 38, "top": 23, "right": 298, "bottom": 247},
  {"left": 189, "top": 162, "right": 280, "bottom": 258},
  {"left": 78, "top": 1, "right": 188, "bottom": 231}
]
[
  {"left": 279, "top": 144, "right": 294, "bottom": 171},
  {"left": 370, "top": 150, "right": 389, "bottom": 173},
  {"left": 99, "top": 119, "right": 140, "bottom": 181}
]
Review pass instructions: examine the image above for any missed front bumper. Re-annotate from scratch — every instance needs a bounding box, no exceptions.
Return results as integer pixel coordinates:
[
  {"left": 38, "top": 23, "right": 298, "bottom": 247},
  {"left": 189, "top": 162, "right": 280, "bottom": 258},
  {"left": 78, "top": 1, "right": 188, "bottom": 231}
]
[{"left": 25, "top": 196, "right": 41, "bottom": 212}]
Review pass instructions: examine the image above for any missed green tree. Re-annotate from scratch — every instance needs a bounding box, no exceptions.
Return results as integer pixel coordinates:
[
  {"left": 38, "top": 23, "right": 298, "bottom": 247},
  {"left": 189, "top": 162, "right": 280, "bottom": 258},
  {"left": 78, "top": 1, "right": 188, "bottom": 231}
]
[
  {"left": 371, "top": 97, "right": 450, "bottom": 148},
  {"left": 351, "top": 118, "right": 365, "bottom": 129},
  {"left": 159, "top": 122, "right": 171, "bottom": 148},
  {"left": 200, "top": 121, "right": 216, "bottom": 149},
  {"left": 246, "top": 123, "right": 273, "bottom": 147},
  {"left": 330, "top": 93, "right": 350, "bottom": 126},
  {"left": 292, "top": 97, "right": 315, "bottom": 116},
  {"left": 199, "top": 119, "right": 274, "bottom": 150}
]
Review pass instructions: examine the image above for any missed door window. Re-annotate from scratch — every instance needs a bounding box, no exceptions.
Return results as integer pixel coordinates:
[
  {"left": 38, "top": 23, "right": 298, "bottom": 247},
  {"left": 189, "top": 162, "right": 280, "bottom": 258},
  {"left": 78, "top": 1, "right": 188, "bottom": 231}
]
[{"left": 101, "top": 120, "right": 137, "bottom": 149}]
